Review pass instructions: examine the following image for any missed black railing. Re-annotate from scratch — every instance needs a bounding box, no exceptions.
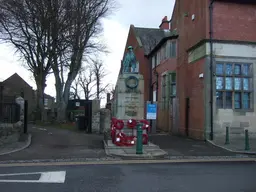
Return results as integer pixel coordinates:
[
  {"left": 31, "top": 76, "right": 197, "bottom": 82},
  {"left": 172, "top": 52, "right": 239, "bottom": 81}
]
[{"left": 0, "top": 102, "right": 20, "bottom": 123}]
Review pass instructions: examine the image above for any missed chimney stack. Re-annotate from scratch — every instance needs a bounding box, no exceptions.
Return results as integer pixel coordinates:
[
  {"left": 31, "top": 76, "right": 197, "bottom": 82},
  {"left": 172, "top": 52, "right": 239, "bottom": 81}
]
[{"left": 159, "top": 16, "right": 170, "bottom": 30}]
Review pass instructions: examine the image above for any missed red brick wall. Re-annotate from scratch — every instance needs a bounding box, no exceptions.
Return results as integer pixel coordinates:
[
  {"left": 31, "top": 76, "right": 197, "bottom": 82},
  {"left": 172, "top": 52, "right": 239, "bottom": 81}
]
[
  {"left": 184, "top": 58, "right": 205, "bottom": 139},
  {"left": 172, "top": 0, "right": 208, "bottom": 139},
  {"left": 122, "top": 25, "right": 150, "bottom": 117},
  {"left": 211, "top": 2, "right": 256, "bottom": 41}
]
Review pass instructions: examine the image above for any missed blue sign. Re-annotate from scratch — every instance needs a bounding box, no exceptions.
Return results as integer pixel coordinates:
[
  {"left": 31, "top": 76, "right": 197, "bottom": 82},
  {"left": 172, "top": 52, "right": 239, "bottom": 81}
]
[{"left": 146, "top": 103, "right": 157, "bottom": 120}]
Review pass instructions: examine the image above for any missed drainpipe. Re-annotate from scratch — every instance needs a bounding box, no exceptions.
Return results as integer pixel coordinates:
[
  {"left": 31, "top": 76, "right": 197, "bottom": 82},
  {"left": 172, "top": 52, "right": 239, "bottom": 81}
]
[
  {"left": 154, "top": 69, "right": 159, "bottom": 101},
  {"left": 149, "top": 58, "right": 153, "bottom": 102},
  {"left": 209, "top": 0, "right": 214, "bottom": 140}
]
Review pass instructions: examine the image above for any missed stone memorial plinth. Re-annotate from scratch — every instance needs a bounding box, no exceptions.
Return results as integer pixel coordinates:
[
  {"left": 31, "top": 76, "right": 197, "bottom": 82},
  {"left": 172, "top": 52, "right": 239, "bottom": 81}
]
[{"left": 113, "top": 73, "right": 144, "bottom": 120}]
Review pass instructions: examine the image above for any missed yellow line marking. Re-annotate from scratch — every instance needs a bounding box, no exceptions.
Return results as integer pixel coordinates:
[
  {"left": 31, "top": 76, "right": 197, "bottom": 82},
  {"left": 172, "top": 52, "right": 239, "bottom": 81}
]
[{"left": 0, "top": 158, "right": 255, "bottom": 167}]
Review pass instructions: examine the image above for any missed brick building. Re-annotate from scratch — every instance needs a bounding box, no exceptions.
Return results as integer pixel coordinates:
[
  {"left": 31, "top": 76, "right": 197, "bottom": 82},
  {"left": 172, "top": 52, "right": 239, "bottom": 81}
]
[
  {"left": 1, "top": 73, "right": 55, "bottom": 121},
  {"left": 147, "top": 20, "right": 178, "bottom": 132},
  {"left": 171, "top": 0, "right": 256, "bottom": 140}
]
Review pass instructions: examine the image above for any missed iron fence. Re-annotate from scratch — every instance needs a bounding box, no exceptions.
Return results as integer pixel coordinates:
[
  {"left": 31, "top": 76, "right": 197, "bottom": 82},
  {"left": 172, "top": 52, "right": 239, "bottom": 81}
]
[{"left": 0, "top": 102, "right": 20, "bottom": 123}]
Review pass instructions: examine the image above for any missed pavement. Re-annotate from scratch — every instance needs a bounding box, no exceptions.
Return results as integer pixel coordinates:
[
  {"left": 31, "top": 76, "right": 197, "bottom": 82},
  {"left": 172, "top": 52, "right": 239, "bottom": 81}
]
[
  {"left": 0, "top": 161, "right": 255, "bottom": 192},
  {"left": 0, "top": 125, "right": 107, "bottom": 162},
  {"left": 148, "top": 134, "right": 239, "bottom": 156},
  {"left": 103, "top": 134, "right": 256, "bottom": 160},
  {"left": 1, "top": 126, "right": 255, "bottom": 162},
  {"left": 104, "top": 140, "right": 167, "bottom": 159},
  {"left": 0, "top": 134, "right": 31, "bottom": 156},
  {"left": 208, "top": 136, "right": 256, "bottom": 154}
]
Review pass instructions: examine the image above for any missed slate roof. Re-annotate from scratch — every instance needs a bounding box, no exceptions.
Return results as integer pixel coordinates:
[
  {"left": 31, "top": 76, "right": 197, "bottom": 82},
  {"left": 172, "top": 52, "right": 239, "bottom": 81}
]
[{"left": 133, "top": 26, "right": 172, "bottom": 55}]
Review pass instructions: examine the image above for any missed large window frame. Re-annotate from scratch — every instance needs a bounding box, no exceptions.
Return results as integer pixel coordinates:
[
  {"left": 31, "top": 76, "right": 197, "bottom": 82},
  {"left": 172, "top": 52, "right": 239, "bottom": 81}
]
[
  {"left": 215, "top": 62, "right": 253, "bottom": 111},
  {"left": 161, "top": 74, "right": 167, "bottom": 110}
]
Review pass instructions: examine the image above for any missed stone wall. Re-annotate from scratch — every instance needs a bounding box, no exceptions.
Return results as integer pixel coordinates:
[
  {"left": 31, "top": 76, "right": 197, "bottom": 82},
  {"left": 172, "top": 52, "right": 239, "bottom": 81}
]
[
  {"left": 0, "top": 121, "right": 22, "bottom": 145},
  {"left": 91, "top": 111, "right": 100, "bottom": 133},
  {"left": 100, "top": 109, "right": 111, "bottom": 134}
]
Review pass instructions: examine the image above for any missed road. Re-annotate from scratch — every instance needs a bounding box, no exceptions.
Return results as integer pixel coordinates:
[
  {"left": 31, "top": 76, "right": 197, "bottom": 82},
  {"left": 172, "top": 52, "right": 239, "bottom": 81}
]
[
  {"left": 0, "top": 161, "right": 255, "bottom": 192},
  {"left": 0, "top": 125, "right": 106, "bottom": 161}
]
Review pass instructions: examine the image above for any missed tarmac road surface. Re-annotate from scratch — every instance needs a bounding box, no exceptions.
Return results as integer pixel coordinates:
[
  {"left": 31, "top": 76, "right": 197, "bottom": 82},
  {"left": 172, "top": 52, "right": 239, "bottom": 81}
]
[{"left": 0, "top": 161, "right": 255, "bottom": 192}]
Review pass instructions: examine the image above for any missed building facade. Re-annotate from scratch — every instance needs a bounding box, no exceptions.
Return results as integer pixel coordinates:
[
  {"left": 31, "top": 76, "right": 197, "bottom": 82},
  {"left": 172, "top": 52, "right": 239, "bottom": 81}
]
[
  {"left": 148, "top": 28, "right": 178, "bottom": 132},
  {"left": 171, "top": 0, "right": 256, "bottom": 139}
]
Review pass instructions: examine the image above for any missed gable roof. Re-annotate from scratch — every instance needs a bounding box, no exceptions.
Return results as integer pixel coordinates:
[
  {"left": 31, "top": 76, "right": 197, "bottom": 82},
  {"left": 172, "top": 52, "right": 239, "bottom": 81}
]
[
  {"left": 3, "top": 73, "right": 33, "bottom": 89},
  {"left": 132, "top": 26, "right": 168, "bottom": 55}
]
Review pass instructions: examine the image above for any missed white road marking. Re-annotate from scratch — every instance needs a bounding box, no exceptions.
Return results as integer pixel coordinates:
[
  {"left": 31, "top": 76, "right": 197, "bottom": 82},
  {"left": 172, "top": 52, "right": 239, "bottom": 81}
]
[{"left": 0, "top": 171, "right": 66, "bottom": 183}]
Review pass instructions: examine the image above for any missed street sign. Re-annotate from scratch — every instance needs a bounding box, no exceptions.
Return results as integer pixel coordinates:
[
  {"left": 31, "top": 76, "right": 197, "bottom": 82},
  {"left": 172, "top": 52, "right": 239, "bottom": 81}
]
[
  {"left": 146, "top": 103, "right": 157, "bottom": 120},
  {"left": 0, "top": 171, "right": 66, "bottom": 183}
]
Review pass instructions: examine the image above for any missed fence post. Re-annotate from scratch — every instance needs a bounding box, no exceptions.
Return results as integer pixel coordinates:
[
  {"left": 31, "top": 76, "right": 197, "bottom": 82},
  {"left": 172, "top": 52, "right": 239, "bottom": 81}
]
[
  {"left": 245, "top": 129, "right": 250, "bottom": 151},
  {"left": 24, "top": 100, "right": 28, "bottom": 134},
  {"left": 225, "top": 126, "right": 230, "bottom": 145}
]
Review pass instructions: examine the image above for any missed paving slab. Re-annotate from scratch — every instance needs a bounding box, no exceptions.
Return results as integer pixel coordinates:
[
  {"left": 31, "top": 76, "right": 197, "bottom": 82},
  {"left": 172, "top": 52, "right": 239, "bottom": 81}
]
[{"left": 103, "top": 140, "right": 168, "bottom": 159}]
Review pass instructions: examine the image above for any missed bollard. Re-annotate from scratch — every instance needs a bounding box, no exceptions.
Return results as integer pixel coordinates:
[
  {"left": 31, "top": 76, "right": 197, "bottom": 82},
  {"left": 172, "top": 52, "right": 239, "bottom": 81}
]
[
  {"left": 225, "top": 126, "right": 230, "bottom": 145},
  {"left": 245, "top": 129, "right": 250, "bottom": 151},
  {"left": 136, "top": 123, "right": 143, "bottom": 154}
]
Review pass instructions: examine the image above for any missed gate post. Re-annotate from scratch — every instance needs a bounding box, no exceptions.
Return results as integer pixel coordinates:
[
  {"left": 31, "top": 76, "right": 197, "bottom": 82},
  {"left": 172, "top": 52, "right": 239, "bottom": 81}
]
[{"left": 24, "top": 100, "right": 28, "bottom": 134}]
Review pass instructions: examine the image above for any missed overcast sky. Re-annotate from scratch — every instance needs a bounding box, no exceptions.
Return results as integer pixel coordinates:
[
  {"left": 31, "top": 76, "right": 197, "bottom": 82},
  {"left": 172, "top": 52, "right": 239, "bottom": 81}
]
[{"left": 0, "top": 0, "right": 175, "bottom": 102}]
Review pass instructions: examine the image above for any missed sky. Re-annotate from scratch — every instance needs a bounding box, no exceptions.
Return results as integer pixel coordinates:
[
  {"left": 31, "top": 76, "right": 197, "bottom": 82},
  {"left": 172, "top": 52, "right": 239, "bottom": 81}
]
[{"left": 0, "top": 0, "right": 175, "bottom": 105}]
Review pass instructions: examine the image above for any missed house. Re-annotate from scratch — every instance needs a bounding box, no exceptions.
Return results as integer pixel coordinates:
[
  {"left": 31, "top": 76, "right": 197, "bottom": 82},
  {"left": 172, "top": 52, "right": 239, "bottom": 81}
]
[
  {"left": 1, "top": 73, "right": 55, "bottom": 121},
  {"left": 170, "top": 0, "right": 256, "bottom": 140},
  {"left": 147, "top": 19, "right": 178, "bottom": 132},
  {"left": 119, "top": 18, "right": 173, "bottom": 117},
  {"left": 1, "top": 73, "right": 36, "bottom": 120}
]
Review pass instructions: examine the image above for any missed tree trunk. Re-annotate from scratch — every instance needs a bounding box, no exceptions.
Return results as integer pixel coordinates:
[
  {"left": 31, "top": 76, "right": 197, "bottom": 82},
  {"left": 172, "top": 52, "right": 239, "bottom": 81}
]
[
  {"left": 55, "top": 74, "right": 74, "bottom": 122},
  {"left": 35, "top": 79, "right": 46, "bottom": 122}
]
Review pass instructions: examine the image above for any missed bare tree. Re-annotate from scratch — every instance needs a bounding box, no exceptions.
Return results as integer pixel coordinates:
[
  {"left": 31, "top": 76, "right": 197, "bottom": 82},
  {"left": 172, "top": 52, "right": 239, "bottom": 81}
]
[
  {"left": 48, "top": 0, "right": 115, "bottom": 121},
  {"left": 0, "top": 0, "right": 116, "bottom": 122},
  {"left": 78, "top": 67, "right": 96, "bottom": 100},
  {"left": 91, "top": 59, "right": 110, "bottom": 99},
  {"left": 70, "top": 78, "right": 80, "bottom": 100},
  {"left": 0, "top": 0, "right": 53, "bottom": 121}
]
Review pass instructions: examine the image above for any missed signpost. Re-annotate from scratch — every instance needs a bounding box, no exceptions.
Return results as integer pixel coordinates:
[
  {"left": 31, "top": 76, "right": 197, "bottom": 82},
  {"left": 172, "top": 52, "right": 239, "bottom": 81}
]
[{"left": 146, "top": 103, "right": 157, "bottom": 120}]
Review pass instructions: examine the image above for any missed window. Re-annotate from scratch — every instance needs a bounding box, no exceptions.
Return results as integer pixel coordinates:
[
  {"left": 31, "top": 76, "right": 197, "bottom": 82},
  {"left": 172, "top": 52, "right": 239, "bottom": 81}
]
[
  {"left": 161, "top": 44, "right": 166, "bottom": 60},
  {"left": 152, "top": 55, "right": 156, "bottom": 69},
  {"left": 170, "top": 41, "right": 176, "bottom": 57},
  {"left": 169, "top": 72, "right": 176, "bottom": 97},
  {"left": 153, "top": 91, "right": 157, "bottom": 102},
  {"left": 215, "top": 62, "right": 252, "bottom": 110},
  {"left": 156, "top": 51, "right": 161, "bottom": 65},
  {"left": 44, "top": 98, "right": 48, "bottom": 106},
  {"left": 161, "top": 74, "right": 167, "bottom": 109},
  {"left": 162, "top": 74, "right": 167, "bottom": 98}
]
